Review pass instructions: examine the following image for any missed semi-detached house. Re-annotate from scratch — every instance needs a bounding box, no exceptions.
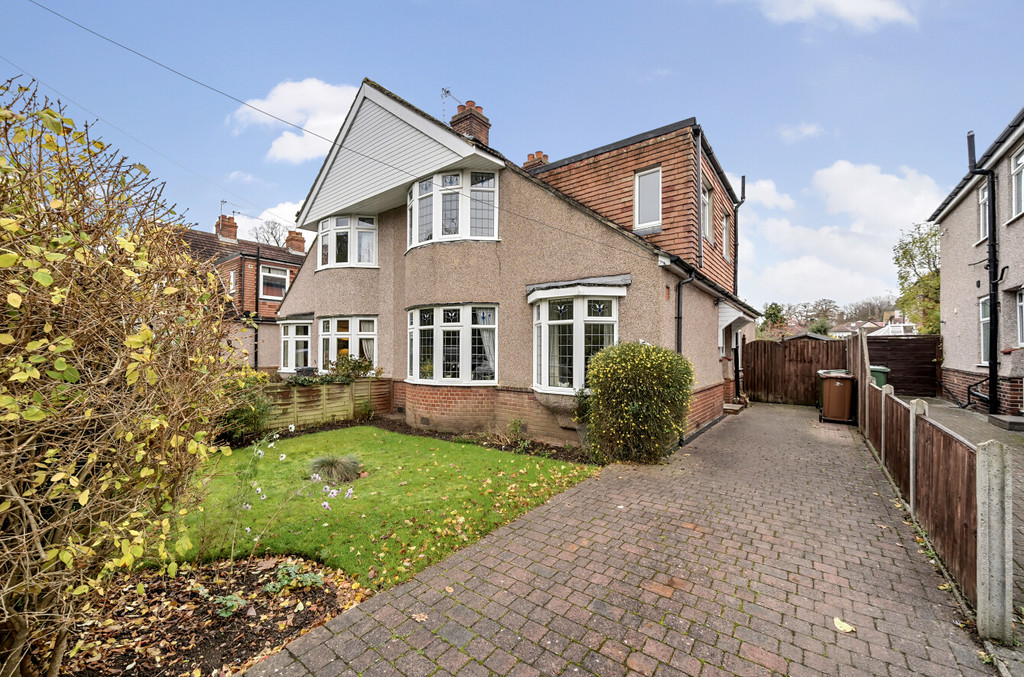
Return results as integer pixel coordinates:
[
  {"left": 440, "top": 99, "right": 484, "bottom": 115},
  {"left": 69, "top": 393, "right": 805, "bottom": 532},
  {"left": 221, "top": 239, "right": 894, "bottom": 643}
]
[{"left": 274, "top": 79, "right": 758, "bottom": 445}]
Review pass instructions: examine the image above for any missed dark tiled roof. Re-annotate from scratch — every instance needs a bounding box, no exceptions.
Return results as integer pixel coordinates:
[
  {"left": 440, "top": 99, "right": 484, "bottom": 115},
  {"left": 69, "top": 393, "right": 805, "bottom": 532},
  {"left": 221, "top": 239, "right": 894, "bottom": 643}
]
[
  {"left": 529, "top": 118, "right": 696, "bottom": 174},
  {"left": 176, "top": 228, "right": 307, "bottom": 266}
]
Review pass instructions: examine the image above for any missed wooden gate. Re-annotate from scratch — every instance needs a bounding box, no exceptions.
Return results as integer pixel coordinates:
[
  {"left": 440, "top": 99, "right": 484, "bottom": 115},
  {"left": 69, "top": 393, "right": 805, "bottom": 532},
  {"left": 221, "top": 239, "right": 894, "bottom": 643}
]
[
  {"left": 743, "top": 336, "right": 847, "bottom": 405},
  {"left": 866, "top": 335, "right": 941, "bottom": 396}
]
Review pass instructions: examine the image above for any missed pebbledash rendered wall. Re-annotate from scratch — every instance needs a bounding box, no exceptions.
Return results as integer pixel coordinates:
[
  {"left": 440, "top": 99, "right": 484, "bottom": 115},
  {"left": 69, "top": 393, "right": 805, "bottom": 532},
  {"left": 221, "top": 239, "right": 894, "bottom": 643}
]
[
  {"left": 280, "top": 167, "right": 740, "bottom": 444},
  {"left": 938, "top": 140, "right": 1024, "bottom": 415}
]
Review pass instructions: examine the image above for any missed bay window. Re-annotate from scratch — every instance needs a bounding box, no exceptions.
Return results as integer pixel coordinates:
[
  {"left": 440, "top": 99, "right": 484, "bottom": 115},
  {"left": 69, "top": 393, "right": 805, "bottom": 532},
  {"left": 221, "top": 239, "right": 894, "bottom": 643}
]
[
  {"left": 280, "top": 323, "right": 311, "bottom": 371},
  {"left": 319, "top": 317, "right": 377, "bottom": 369},
  {"left": 408, "top": 305, "right": 497, "bottom": 384},
  {"left": 407, "top": 170, "right": 499, "bottom": 247},
  {"left": 318, "top": 215, "right": 377, "bottom": 269},
  {"left": 260, "top": 265, "right": 289, "bottom": 300},
  {"left": 530, "top": 293, "right": 620, "bottom": 393}
]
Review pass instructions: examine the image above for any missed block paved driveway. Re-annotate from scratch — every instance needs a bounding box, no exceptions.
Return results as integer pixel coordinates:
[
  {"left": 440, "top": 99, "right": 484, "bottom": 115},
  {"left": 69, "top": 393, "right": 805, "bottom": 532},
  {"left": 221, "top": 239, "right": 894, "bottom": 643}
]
[{"left": 247, "top": 404, "right": 991, "bottom": 676}]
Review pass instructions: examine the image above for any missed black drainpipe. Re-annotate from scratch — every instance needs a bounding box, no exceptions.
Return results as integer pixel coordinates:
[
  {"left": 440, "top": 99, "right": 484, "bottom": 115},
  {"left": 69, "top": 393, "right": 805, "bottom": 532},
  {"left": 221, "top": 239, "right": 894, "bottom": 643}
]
[
  {"left": 732, "top": 177, "right": 746, "bottom": 400},
  {"left": 968, "top": 132, "right": 1000, "bottom": 414},
  {"left": 253, "top": 246, "right": 261, "bottom": 370},
  {"left": 695, "top": 126, "right": 704, "bottom": 269},
  {"left": 676, "top": 267, "right": 696, "bottom": 354}
]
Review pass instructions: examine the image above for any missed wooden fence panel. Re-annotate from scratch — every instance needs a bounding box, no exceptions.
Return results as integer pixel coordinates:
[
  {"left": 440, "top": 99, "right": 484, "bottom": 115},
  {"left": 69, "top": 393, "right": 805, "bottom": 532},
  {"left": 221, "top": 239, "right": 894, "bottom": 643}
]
[
  {"left": 916, "top": 417, "right": 978, "bottom": 606},
  {"left": 867, "top": 336, "right": 942, "bottom": 396},
  {"left": 264, "top": 379, "right": 392, "bottom": 429},
  {"left": 868, "top": 385, "right": 882, "bottom": 450},
  {"left": 742, "top": 338, "right": 846, "bottom": 405},
  {"left": 885, "top": 396, "right": 911, "bottom": 496}
]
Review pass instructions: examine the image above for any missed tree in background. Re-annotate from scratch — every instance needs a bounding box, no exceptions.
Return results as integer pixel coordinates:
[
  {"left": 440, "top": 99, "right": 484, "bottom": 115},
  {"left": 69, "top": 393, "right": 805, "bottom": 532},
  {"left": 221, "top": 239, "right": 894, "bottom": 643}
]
[
  {"left": 841, "top": 293, "right": 896, "bottom": 323},
  {"left": 253, "top": 218, "right": 288, "bottom": 246},
  {"left": 758, "top": 302, "right": 789, "bottom": 340},
  {"left": 0, "top": 82, "right": 237, "bottom": 675},
  {"left": 807, "top": 317, "right": 832, "bottom": 336},
  {"left": 893, "top": 222, "right": 940, "bottom": 334}
]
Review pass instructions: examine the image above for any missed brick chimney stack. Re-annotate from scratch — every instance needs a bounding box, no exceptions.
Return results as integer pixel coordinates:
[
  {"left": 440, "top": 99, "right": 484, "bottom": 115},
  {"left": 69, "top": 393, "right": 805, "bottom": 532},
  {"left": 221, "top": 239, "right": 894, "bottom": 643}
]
[
  {"left": 215, "top": 215, "right": 237, "bottom": 241},
  {"left": 285, "top": 230, "right": 306, "bottom": 254},
  {"left": 523, "top": 150, "right": 549, "bottom": 170},
  {"left": 450, "top": 100, "right": 491, "bottom": 147}
]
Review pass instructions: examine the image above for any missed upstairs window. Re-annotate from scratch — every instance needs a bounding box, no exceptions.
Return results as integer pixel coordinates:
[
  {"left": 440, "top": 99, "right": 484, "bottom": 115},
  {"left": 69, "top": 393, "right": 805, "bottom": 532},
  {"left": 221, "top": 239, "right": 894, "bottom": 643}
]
[
  {"left": 228, "top": 270, "right": 237, "bottom": 295},
  {"left": 701, "top": 186, "right": 714, "bottom": 245},
  {"left": 978, "top": 184, "right": 989, "bottom": 242},
  {"left": 407, "top": 170, "right": 499, "bottom": 247},
  {"left": 634, "top": 167, "right": 661, "bottom": 231},
  {"left": 723, "top": 214, "right": 731, "bottom": 261},
  {"left": 318, "top": 216, "right": 377, "bottom": 269},
  {"left": 1013, "top": 148, "right": 1024, "bottom": 218},
  {"left": 260, "top": 265, "right": 289, "bottom": 300}
]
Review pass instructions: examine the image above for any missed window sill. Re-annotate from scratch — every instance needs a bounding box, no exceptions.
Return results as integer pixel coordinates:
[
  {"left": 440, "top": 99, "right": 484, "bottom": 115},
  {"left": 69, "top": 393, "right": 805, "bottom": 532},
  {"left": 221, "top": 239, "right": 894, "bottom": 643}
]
[
  {"left": 1003, "top": 211, "right": 1024, "bottom": 228},
  {"left": 315, "top": 263, "right": 379, "bottom": 271},
  {"left": 974, "top": 236, "right": 989, "bottom": 247},
  {"left": 260, "top": 296, "right": 286, "bottom": 301},
  {"left": 532, "top": 384, "right": 576, "bottom": 396},
  {"left": 633, "top": 223, "right": 662, "bottom": 235},
  {"left": 404, "top": 378, "right": 498, "bottom": 387},
  {"left": 405, "top": 237, "right": 501, "bottom": 254}
]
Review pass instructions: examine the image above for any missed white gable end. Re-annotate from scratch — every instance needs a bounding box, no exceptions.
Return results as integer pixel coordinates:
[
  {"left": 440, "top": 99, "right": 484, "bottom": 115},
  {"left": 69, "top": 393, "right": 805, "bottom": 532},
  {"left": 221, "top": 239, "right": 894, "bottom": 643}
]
[{"left": 298, "top": 85, "right": 498, "bottom": 228}]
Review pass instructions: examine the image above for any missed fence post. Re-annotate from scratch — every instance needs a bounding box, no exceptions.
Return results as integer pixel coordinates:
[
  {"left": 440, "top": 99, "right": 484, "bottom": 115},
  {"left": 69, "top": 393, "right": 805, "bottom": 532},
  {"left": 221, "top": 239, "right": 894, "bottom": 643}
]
[
  {"left": 907, "top": 399, "right": 927, "bottom": 516},
  {"left": 880, "top": 385, "right": 893, "bottom": 465},
  {"left": 977, "top": 440, "right": 1013, "bottom": 641}
]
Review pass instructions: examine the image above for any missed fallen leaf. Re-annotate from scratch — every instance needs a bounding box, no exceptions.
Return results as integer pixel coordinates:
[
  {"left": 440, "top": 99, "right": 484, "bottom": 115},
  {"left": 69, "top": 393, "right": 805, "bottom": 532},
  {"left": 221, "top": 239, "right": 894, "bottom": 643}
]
[
  {"left": 445, "top": 587, "right": 454, "bottom": 594},
  {"left": 412, "top": 613, "right": 428, "bottom": 622},
  {"left": 834, "top": 617, "right": 856, "bottom": 633}
]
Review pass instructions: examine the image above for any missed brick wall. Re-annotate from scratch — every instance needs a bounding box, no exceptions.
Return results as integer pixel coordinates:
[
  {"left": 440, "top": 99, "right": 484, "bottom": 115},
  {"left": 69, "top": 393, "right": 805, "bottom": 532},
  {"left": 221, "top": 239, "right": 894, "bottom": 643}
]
[
  {"left": 534, "top": 128, "right": 737, "bottom": 293},
  {"left": 941, "top": 367, "right": 1023, "bottom": 415},
  {"left": 686, "top": 382, "right": 725, "bottom": 435},
  {"left": 392, "top": 380, "right": 407, "bottom": 412},
  {"left": 218, "top": 257, "right": 299, "bottom": 319}
]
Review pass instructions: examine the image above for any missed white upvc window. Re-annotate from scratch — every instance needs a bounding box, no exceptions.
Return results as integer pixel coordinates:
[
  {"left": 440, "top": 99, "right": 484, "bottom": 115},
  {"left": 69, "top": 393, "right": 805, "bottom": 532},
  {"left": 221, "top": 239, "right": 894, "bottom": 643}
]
[
  {"left": 980, "top": 297, "right": 991, "bottom": 365},
  {"left": 1017, "top": 290, "right": 1024, "bottom": 347},
  {"left": 979, "top": 184, "right": 990, "bottom": 241},
  {"left": 319, "top": 316, "right": 377, "bottom": 369},
  {"left": 530, "top": 294, "right": 620, "bottom": 394},
  {"left": 406, "top": 170, "right": 499, "bottom": 248},
  {"left": 634, "top": 166, "right": 662, "bottom": 231},
  {"left": 260, "top": 265, "right": 289, "bottom": 300},
  {"left": 407, "top": 305, "right": 497, "bottom": 384},
  {"left": 318, "top": 215, "right": 377, "bottom": 269},
  {"left": 280, "top": 323, "right": 311, "bottom": 371},
  {"left": 723, "top": 214, "right": 731, "bottom": 261},
  {"left": 228, "top": 270, "right": 237, "bottom": 295},
  {"left": 701, "top": 186, "right": 714, "bottom": 245},
  {"left": 1013, "top": 148, "right": 1024, "bottom": 218}
]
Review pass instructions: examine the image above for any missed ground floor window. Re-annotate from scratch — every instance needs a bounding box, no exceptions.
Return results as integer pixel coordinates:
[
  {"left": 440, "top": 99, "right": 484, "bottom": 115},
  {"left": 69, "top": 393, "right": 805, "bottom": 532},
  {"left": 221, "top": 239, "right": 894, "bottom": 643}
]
[
  {"left": 531, "top": 296, "right": 617, "bottom": 393},
  {"left": 980, "top": 297, "right": 991, "bottom": 365},
  {"left": 1017, "top": 290, "right": 1024, "bottom": 347},
  {"left": 280, "top": 323, "right": 311, "bottom": 370},
  {"left": 408, "top": 305, "right": 497, "bottom": 384},
  {"left": 320, "top": 317, "right": 377, "bottom": 369}
]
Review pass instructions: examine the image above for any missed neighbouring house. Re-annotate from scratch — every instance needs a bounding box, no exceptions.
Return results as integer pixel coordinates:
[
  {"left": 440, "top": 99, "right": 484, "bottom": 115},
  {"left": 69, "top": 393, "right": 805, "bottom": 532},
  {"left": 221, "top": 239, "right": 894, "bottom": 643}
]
[
  {"left": 273, "top": 79, "right": 758, "bottom": 445},
  {"left": 931, "top": 104, "right": 1024, "bottom": 415},
  {"left": 868, "top": 323, "right": 917, "bottom": 337},
  {"left": 178, "top": 215, "right": 307, "bottom": 371},
  {"left": 830, "top": 320, "right": 883, "bottom": 339}
]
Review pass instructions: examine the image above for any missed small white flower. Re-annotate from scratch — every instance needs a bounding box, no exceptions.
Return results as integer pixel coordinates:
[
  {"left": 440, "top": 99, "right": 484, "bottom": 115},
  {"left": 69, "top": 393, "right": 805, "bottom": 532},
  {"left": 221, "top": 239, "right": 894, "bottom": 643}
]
[
  {"left": 345, "top": 487, "right": 354, "bottom": 499},
  {"left": 279, "top": 454, "right": 286, "bottom": 461},
  {"left": 328, "top": 490, "right": 338, "bottom": 499},
  {"left": 273, "top": 433, "right": 280, "bottom": 440},
  {"left": 311, "top": 473, "right": 322, "bottom": 482},
  {"left": 242, "top": 503, "right": 252, "bottom": 511},
  {"left": 269, "top": 442, "right": 276, "bottom": 448},
  {"left": 321, "top": 501, "right": 331, "bottom": 511},
  {"left": 322, "top": 485, "right": 331, "bottom": 494},
  {"left": 255, "top": 487, "right": 262, "bottom": 494},
  {"left": 260, "top": 494, "right": 267, "bottom": 501},
  {"left": 245, "top": 527, "right": 251, "bottom": 533},
  {"left": 288, "top": 425, "right": 295, "bottom": 432},
  {"left": 255, "top": 450, "right": 264, "bottom": 458},
  {"left": 253, "top": 537, "right": 259, "bottom": 542}
]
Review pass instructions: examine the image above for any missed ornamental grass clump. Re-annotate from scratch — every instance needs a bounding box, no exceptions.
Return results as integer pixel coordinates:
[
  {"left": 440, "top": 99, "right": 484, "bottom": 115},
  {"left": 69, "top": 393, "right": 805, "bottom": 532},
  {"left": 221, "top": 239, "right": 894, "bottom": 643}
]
[
  {"left": 311, "top": 455, "right": 363, "bottom": 484},
  {"left": 584, "top": 342, "right": 694, "bottom": 463}
]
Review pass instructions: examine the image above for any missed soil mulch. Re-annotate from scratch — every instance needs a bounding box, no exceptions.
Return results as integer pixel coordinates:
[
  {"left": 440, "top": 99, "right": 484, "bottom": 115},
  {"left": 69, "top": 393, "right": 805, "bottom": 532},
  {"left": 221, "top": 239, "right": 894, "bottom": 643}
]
[{"left": 62, "top": 557, "right": 368, "bottom": 676}]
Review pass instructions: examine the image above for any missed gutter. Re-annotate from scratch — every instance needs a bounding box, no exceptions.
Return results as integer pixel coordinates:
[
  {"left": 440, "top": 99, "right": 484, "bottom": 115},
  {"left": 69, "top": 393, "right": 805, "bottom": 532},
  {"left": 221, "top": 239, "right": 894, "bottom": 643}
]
[
  {"left": 968, "top": 132, "right": 1001, "bottom": 414},
  {"left": 676, "top": 270, "right": 696, "bottom": 354}
]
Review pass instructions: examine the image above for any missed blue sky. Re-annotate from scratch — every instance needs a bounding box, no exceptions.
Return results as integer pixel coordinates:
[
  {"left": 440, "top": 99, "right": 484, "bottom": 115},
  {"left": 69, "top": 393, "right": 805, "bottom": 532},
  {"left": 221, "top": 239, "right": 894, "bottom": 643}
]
[{"left": 4, "top": 0, "right": 1022, "bottom": 310}]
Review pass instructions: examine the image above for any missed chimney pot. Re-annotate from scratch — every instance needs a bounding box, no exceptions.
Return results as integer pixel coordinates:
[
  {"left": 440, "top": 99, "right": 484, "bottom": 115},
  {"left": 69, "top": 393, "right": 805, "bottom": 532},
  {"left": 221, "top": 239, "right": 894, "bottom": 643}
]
[
  {"left": 465, "top": 100, "right": 475, "bottom": 108},
  {"left": 457, "top": 104, "right": 466, "bottom": 113},
  {"left": 522, "top": 150, "right": 548, "bottom": 170},
  {"left": 449, "top": 98, "right": 491, "bottom": 147}
]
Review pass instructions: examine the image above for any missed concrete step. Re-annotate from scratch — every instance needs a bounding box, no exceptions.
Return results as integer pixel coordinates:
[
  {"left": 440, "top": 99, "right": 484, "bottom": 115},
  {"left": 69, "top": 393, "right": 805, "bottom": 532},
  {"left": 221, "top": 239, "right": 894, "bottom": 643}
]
[
  {"left": 989, "top": 414, "right": 1024, "bottom": 431},
  {"left": 723, "top": 403, "right": 745, "bottom": 415}
]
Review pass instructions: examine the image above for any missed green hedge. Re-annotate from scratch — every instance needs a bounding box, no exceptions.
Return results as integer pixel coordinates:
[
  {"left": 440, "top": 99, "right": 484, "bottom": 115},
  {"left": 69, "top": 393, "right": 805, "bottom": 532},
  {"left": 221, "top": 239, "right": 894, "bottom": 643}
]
[{"left": 583, "top": 342, "right": 694, "bottom": 463}]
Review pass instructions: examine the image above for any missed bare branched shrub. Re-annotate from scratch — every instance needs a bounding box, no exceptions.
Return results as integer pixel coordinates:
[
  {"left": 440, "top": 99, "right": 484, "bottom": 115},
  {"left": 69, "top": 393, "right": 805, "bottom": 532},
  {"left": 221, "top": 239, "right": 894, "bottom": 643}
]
[{"left": 0, "top": 81, "right": 238, "bottom": 676}]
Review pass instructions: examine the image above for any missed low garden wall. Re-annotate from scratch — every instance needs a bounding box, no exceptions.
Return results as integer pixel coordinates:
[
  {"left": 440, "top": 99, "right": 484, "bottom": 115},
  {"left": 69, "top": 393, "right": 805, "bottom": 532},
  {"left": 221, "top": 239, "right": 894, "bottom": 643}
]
[{"left": 265, "top": 378, "right": 392, "bottom": 429}]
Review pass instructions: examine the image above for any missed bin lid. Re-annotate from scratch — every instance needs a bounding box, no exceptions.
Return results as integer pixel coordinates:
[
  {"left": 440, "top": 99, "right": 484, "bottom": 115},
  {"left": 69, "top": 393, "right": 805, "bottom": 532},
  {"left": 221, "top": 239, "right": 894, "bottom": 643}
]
[
  {"left": 817, "top": 369, "right": 849, "bottom": 376},
  {"left": 823, "top": 372, "right": 855, "bottom": 380},
  {"left": 869, "top": 365, "right": 891, "bottom": 373}
]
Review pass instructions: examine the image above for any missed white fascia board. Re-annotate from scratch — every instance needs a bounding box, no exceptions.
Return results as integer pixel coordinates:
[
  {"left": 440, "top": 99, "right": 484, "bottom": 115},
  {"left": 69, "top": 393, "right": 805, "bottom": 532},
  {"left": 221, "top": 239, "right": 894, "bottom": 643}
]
[
  {"left": 933, "top": 122, "right": 1024, "bottom": 224},
  {"left": 526, "top": 285, "right": 629, "bottom": 304}
]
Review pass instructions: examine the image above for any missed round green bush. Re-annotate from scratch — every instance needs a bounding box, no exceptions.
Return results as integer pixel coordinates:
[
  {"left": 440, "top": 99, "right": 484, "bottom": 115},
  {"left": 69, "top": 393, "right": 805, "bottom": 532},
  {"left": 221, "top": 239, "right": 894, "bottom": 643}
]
[{"left": 584, "top": 342, "right": 695, "bottom": 463}]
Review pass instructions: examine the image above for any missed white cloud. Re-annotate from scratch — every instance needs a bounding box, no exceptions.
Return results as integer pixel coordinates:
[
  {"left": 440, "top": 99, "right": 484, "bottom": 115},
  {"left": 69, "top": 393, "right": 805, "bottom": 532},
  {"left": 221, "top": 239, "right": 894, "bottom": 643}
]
[
  {"left": 746, "top": 255, "right": 893, "bottom": 306},
  {"left": 232, "top": 201, "right": 309, "bottom": 246},
  {"left": 777, "top": 122, "right": 826, "bottom": 144},
  {"left": 227, "top": 170, "right": 258, "bottom": 184},
  {"left": 812, "top": 160, "right": 943, "bottom": 235},
  {"left": 734, "top": 0, "right": 917, "bottom": 30},
  {"left": 729, "top": 174, "right": 796, "bottom": 211},
  {"left": 231, "top": 79, "right": 358, "bottom": 164}
]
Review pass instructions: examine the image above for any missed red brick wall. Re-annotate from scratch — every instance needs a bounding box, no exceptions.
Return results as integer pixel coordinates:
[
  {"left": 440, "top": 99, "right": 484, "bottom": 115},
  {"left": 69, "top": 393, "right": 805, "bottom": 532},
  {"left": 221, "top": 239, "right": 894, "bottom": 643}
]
[
  {"left": 217, "top": 258, "right": 299, "bottom": 319},
  {"left": 534, "top": 128, "right": 737, "bottom": 293},
  {"left": 686, "top": 382, "right": 725, "bottom": 435},
  {"left": 941, "top": 367, "right": 1023, "bottom": 415},
  {"left": 392, "top": 380, "right": 407, "bottom": 411}
]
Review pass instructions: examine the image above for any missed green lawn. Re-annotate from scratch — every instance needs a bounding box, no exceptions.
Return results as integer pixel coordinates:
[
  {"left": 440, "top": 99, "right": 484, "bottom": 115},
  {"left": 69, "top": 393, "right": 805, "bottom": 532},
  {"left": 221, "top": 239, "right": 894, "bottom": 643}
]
[{"left": 187, "top": 427, "right": 596, "bottom": 588}]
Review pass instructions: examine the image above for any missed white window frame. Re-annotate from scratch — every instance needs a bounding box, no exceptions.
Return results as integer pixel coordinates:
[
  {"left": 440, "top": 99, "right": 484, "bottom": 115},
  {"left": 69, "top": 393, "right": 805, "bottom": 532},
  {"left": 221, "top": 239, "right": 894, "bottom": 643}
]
[
  {"left": 723, "top": 214, "right": 731, "bottom": 261},
  {"left": 1013, "top": 148, "right": 1024, "bottom": 219},
  {"left": 633, "top": 166, "right": 662, "bottom": 231},
  {"left": 317, "top": 215, "right": 377, "bottom": 269},
  {"left": 319, "top": 316, "right": 377, "bottom": 370},
  {"left": 228, "top": 269, "right": 237, "bottom": 295},
  {"left": 701, "top": 186, "right": 714, "bottom": 245},
  {"left": 279, "top": 322, "right": 311, "bottom": 372},
  {"left": 407, "top": 304, "right": 498, "bottom": 385},
  {"left": 259, "top": 265, "right": 289, "bottom": 300},
  {"left": 978, "top": 184, "right": 989, "bottom": 242},
  {"left": 406, "top": 170, "right": 499, "bottom": 249},
  {"left": 980, "top": 296, "right": 991, "bottom": 366},
  {"left": 528, "top": 287, "right": 625, "bottom": 395},
  {"left": 1017, "top": 290, "right": 1024, "bottom": 347}
]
